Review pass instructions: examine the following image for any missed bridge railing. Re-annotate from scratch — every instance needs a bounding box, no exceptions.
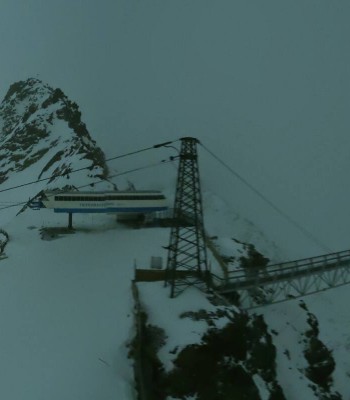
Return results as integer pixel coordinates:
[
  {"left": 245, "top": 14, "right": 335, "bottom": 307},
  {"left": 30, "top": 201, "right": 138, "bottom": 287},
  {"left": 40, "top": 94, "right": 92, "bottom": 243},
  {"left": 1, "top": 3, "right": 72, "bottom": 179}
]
[{"left": 211, "top": 249, "right": 350, "bottom": 290}]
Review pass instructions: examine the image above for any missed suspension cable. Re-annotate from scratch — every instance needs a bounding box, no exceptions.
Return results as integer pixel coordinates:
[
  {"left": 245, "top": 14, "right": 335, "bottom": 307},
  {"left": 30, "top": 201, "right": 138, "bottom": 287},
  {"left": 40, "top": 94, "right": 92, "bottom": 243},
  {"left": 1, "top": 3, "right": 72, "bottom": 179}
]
[
  {"left": 199, "top": 141, "right": 331, "bottom": 253},
  {"left": 77, "top": 158, "right": 175, "bottom": 190},
  {"left": 0, "top": 140, "right": 178, "bottom": 195},
  {"left": 0, "top": 157, "right": 176, "bottom": 214}
]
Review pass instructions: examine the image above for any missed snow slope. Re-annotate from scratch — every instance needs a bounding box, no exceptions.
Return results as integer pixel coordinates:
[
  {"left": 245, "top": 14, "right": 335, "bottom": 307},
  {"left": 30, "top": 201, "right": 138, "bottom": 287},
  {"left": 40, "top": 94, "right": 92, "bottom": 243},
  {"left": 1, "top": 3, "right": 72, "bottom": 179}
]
[
  {"left": 0, "top": 78, "right": 348, "bottom": 398},
  {"left": 1, "top": 180, "right": 349, "bottom": 399},
  {"left": 257, "top": 289, "right": 350, "bottom": 398},
  {"left": 0, "top": 208, "right": 171, "bottom": 399}
]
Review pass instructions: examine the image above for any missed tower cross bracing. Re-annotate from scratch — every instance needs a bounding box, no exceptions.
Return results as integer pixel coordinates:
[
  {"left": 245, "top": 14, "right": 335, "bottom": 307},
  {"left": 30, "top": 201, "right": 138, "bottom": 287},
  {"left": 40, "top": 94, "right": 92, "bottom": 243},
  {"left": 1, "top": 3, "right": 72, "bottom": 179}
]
[{"left": 165, "top": 137, "right": 209, "bottom": 298}]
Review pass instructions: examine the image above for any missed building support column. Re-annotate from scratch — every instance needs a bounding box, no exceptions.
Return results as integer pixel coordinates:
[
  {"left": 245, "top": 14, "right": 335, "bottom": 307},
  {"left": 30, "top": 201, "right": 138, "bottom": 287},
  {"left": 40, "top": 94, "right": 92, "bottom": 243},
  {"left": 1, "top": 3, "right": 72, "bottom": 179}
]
[{"left": 68, "top": 212, "right": 73, "bottom": 230}]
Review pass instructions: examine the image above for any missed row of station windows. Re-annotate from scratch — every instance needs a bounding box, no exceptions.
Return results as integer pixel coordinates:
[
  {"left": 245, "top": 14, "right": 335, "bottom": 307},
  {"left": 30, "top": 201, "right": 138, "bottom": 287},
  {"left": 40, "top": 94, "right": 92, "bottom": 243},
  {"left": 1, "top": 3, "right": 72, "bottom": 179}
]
[{"left": 53, "top": 195, "right": 165, "bottom": 202}]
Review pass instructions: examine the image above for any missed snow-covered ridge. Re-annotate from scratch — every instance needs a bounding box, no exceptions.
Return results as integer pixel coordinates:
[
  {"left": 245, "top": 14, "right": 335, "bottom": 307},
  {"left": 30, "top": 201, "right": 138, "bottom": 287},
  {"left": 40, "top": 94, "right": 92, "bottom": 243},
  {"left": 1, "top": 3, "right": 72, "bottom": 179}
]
[
  {"left": 0, "top": 78, "right": 112, "bottom": 191},
  {"left": 0, "top": 78, "right": 348, "bottom": 399}
]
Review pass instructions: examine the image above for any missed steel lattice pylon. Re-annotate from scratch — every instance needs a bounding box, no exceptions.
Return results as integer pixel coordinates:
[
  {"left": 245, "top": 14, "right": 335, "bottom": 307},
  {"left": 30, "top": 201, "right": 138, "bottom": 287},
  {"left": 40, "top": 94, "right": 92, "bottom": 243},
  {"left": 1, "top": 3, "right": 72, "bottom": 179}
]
[{"left": 165, "top": 137, "right": 209, "bottom": 297}]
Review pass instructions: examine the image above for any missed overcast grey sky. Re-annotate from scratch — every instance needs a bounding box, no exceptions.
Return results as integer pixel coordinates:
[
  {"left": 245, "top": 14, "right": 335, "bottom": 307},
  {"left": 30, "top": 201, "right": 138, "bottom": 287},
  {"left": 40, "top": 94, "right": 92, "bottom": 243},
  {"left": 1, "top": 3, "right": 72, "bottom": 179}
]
[{"left": 0, "top": 0, "right": 349, "bottom": 258}]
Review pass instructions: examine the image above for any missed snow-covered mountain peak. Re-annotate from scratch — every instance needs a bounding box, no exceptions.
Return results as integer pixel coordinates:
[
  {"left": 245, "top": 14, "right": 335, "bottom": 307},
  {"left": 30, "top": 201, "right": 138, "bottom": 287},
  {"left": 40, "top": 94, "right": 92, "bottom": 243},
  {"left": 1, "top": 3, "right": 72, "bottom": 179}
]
[{"left": 0, "top": 77, "right": 112, "bottom": 190}]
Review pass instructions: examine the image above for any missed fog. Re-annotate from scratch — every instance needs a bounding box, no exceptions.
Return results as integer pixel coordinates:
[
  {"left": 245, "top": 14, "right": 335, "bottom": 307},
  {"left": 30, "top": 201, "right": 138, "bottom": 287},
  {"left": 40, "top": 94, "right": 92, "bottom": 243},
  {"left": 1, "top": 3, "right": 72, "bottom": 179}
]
[{"left": 0, "top": 0, "right": 349, "bottom": 258}]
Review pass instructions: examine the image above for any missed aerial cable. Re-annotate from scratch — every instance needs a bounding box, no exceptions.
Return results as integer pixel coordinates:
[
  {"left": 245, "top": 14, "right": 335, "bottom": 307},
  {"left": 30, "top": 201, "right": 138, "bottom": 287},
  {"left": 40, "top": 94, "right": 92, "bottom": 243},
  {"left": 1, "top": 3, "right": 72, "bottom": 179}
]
[
  {"left": 0, "top": 140, "right": 178, "bottom": 195},
  {"left": 105, "top": 140, "right": 177, "bottom": 162},
  {"left": 199, "top": 141, "right": 331, "bottom": 253},
  {"left": 77, "top": 158, "right": 176, "bottom": 190},
  {"left": 0, "top": 157, "right": 177, "bottom": 214}
]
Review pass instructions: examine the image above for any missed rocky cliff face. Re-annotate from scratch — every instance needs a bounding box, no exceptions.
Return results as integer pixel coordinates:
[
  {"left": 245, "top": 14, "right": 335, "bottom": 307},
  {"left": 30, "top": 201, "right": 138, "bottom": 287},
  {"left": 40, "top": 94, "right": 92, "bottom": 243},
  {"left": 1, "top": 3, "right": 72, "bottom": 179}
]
[
  {"left": 0, "top": 78, "right": 113, "bottom": 190},
  {"left": 134, "top": 239, "right": 343, "bottom": 400}
]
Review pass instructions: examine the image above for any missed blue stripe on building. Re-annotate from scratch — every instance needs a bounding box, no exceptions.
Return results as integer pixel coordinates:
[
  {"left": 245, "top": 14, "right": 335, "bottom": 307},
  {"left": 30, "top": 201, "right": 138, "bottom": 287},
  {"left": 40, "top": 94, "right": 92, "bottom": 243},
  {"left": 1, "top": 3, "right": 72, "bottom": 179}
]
[{"left": 53, "top": 207, "right": 168, "bottom": 214}]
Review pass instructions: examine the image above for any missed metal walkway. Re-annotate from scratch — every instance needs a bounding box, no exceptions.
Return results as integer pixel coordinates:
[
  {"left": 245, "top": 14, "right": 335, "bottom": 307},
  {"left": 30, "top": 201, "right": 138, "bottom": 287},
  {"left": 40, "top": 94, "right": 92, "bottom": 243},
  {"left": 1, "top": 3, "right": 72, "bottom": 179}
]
[{"left": 211, "top": 249, "right": 350, "bottom": 309}]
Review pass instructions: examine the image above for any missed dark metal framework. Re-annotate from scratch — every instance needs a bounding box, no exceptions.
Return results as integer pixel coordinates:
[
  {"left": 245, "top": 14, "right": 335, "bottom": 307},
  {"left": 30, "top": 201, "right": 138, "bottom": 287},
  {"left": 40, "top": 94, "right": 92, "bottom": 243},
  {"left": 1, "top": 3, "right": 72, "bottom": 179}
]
[
  {"left": 165, "top": 137, "right": 209, "bottom": 297},
  {"left": 213, "top": 249, "right": 350, "bottom": 309}
]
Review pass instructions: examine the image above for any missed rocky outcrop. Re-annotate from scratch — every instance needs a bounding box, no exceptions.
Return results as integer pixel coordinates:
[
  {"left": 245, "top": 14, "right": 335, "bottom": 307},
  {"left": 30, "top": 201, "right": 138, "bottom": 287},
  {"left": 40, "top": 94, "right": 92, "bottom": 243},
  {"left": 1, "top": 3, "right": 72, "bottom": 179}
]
[{"left": 0, "top": 78, "right": 113, "bottom": 190}]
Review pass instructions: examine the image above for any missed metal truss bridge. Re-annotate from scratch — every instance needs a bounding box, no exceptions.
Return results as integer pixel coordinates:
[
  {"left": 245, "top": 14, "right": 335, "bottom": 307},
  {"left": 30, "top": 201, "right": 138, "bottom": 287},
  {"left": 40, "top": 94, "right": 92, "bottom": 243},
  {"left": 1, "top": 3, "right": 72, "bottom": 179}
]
[
  {"left": 211, "top": 249, "right": 350, "bottom": 310},
  {"left": 160, "top": 137, "right": 350, "bottom": 306}
]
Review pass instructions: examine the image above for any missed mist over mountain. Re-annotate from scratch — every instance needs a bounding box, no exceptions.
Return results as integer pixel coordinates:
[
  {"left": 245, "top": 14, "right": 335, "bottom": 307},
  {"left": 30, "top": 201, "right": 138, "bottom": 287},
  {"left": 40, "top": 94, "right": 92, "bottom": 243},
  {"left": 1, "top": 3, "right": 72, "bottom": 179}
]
[
  {"left": 0, "top": 78, "right": 113, "bottom": 191},
  {"left": 0, "top": 1, "right": 347, "bottom": 396},
  {"left": 0, "top": 77, "right": 348, "bottom": 399}
]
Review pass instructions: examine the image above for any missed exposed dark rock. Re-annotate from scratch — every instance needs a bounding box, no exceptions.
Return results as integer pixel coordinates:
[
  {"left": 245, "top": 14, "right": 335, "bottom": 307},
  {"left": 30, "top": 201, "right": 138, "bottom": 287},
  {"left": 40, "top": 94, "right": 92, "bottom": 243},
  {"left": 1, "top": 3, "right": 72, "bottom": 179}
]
[
  {"left": 0, "top": 77, "right": 112, "bottom": 190},
  {"left": 299, "top": 301, "right": 341, "bottom": 399},
  {"left": 159, "top": 310, "right": 286, "bottom": 400}
]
